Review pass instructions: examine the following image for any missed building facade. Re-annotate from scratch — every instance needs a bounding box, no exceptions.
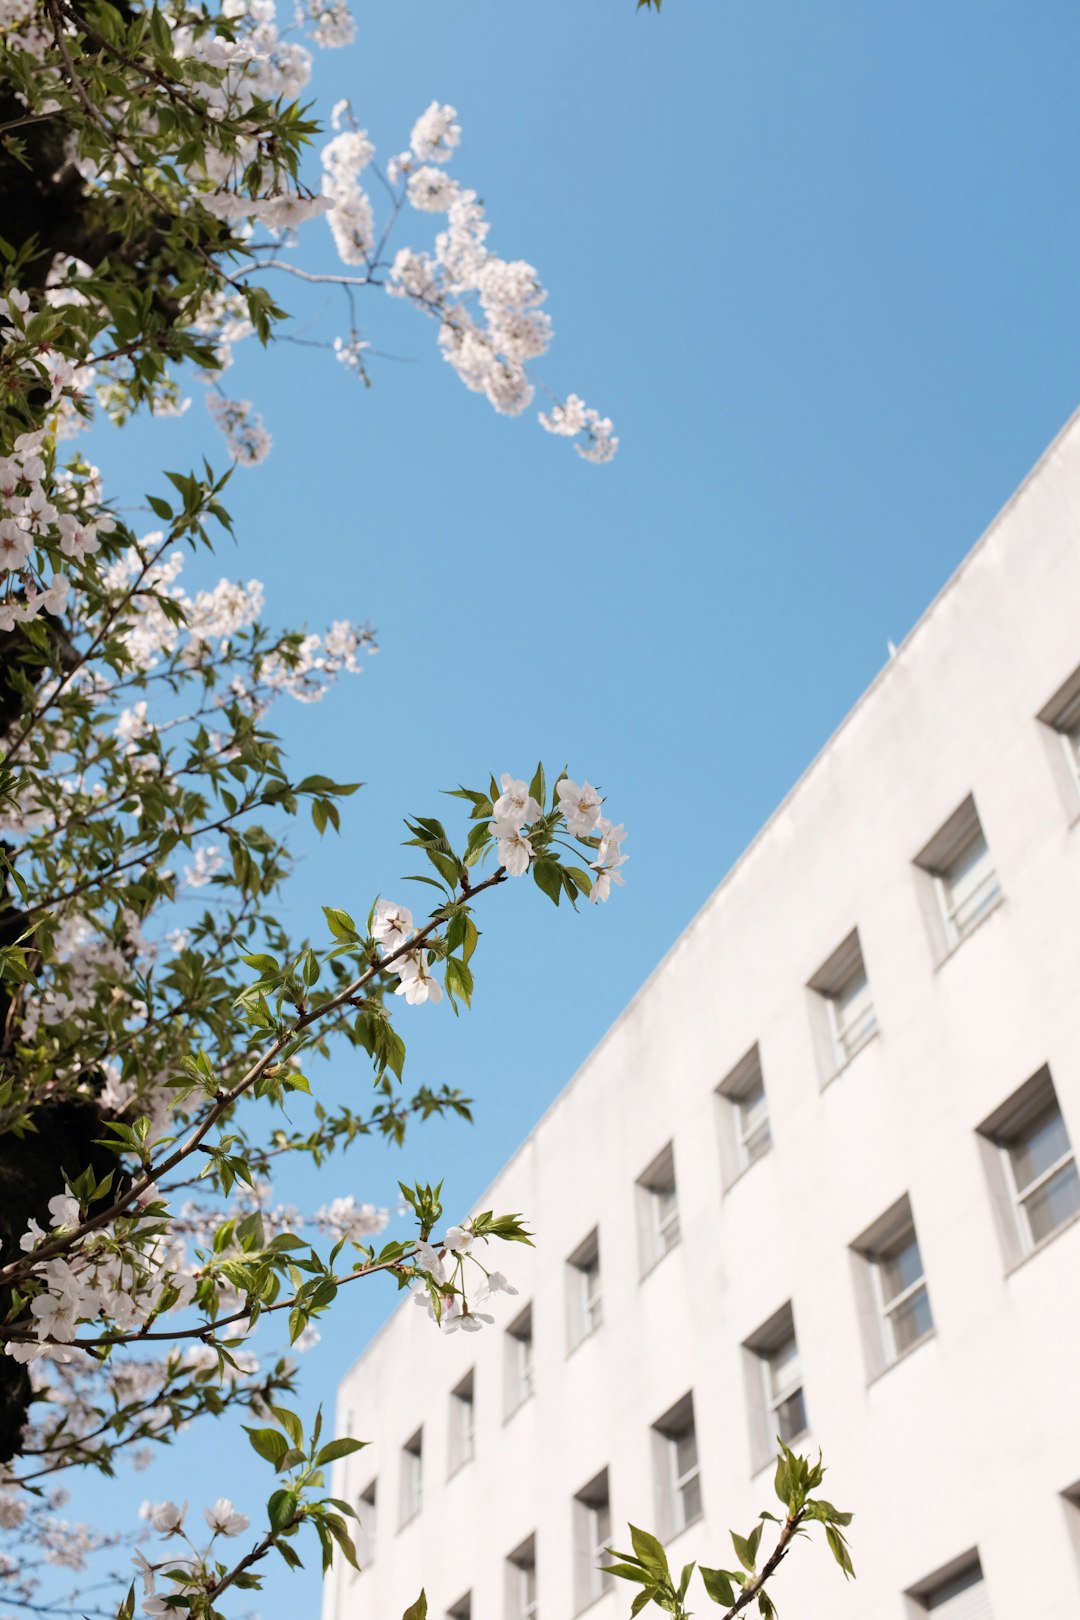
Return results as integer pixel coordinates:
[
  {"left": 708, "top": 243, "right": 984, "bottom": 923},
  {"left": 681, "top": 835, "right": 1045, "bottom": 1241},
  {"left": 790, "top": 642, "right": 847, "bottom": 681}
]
[{"left": 324, "top": 412, "right": 1080, "bottom": 1620}]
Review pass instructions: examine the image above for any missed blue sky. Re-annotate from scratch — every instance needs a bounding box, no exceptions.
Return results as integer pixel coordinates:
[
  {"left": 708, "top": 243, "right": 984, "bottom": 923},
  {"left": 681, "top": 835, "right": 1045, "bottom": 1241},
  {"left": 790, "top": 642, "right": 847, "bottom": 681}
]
[{"left": 68, "top": 0, "right": 1078, "bottom": 1611}]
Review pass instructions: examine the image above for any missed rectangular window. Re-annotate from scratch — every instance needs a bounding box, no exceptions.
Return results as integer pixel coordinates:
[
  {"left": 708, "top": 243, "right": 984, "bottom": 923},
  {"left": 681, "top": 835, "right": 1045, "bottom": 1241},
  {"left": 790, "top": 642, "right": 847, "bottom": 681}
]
[
  {"left": 506, "top": 1534, "right": 537, "bottom": 1620},
  {"left": 572, "top": 1469, "right": 612, "bottom": 1612},
  {"left": 743, "top": 1303, "right": 808, "bottom": 1469},
  {"left": 764, "top": 1333, "right": 807, "bottom": 1446},
  {"left": 357, "top": 1479, "right": 376, "bottom": 1567},
  {"left": 566, "top": 1230, "right": 602, "bottom": 1350},
  {"left": 852, "top": 1195, "right": 934, "bottom": 1374},
  {"left": 915, "top": 796, "right": 1001, "bottom": 956},
  {"left": 449, "top": 1371, "right": 475, "bottom": 1474},
  {"left": 1038, "top": 664, "right": 1080, "bottom": 816},
  {"left": 906, "top": 1552, "right": 992, "bottom": 1618},
  {"left": 808, "top": 932, "right": 877, "bottom": 1080},
  {"left": 505, "top": 1304, "right": 534, "bottom": 1415},
  {"left": 717, "top": 1046, "right": 771, "bottom": 1185},
  {"left": 399, "top": 1430, "right": 422, "bottom": 1526},
  {"left": 651, "top": 1393, "right": 701, "bottom": 1539},
  {"left": 637, "top": 1143, "right": 680, "bottom": 1273},
  {"left": 979, "top": 1067, "right": 1080, "bottom": 1261}
]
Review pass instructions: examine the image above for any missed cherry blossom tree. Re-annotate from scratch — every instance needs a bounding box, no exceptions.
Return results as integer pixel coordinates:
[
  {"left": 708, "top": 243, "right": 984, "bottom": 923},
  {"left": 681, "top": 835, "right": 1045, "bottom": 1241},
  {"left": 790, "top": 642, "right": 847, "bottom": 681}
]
[{"left": 0, "top": 3, "right": 853, "bottom": 1618}]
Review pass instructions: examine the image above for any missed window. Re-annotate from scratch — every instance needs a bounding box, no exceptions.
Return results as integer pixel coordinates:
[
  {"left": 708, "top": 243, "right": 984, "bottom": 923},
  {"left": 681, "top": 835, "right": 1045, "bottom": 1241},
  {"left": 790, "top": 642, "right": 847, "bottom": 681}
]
[
  {"left": 851, "top": 1196, "right": 934, "bottom": 1376},
  {"left": 572, "top": 1469, "right": 612, "bottom": 1611},
  {"left": 743, "top": 1304, "right": 808, "bottom": 1472},
  {"left": 651, "top": 1393, "right": 701, "bottom": 1539},
  {"left": 808, "top": 931, "right": 877, "bottom": 1080},
  {"left": 914, "top": 797, "right": 1001, "bottom": 956},
  {"left": 505, "top": 1304, "right": 534, "bottom": 1415},
  {"left": 566, "top": 1230, "right": 602, "bottom": 1349},
  {"left": 906, "top": 1552, "right": 992, "bottom": 1618},
  {"left": 356, "top": 1479, "right": 376, "bottom": 1567},
  {"left": 506, "top": 1534, "right": 537, "bottom": 1620},
  {"left": 449, "top": 1371, "right": 475, "bottom": 1474},
  {"left": 637, "top": 1143, "right": 680, "bottom": 1273},
  {"left": 399, "top": 1429, "right": 422, "bottom": 1526},
  {"left": 978, "top": 1067, "right": 1080, "bottom": 1262},
  {"left": 717, "top": 1045, "right": 771, "bottom": 1186},
  {"left": 447, "top": 1595, "right": 472, "bottom": 1620},
  {"left": 1038, "top": 662, "right": 1080, "bottom": 815}
]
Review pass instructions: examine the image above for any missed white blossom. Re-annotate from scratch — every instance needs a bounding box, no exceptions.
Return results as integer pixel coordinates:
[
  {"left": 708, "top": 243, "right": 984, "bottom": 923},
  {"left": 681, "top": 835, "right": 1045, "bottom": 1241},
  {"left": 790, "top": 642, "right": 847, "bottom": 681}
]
[
  {"left": 372, "top": 899, "right": 413, "bottom": 950},
  {"left": 556, "top": 777, "right": 604, "bottom": 836},
  {"left": 492, "top": 773, "right": 542, "bottom": 829},
  {"left": 204, "top": 1498, "right": 249, "bottom": 1537},
  {"left": 489, "top": 818, "right": 534, "bottom": 877}
]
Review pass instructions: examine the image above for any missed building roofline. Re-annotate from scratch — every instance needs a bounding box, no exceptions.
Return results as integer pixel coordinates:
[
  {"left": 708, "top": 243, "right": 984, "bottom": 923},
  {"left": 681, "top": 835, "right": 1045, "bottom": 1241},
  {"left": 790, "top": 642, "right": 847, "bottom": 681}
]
[{"left": 341, "top": 405, "right": 1080, "bottom": 1384}]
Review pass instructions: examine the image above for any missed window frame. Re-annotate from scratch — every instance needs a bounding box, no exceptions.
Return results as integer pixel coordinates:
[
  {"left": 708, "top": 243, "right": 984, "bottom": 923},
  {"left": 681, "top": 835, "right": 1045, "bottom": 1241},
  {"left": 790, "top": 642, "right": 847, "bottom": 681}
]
[
  {"left": 506, "top": 1534, "right": 538, "bottom": 1620},
  {"left": 572, "top": 1469, "right": 612, "bottom": 1612},
  {"left": 870, "top": 1217, "right": 934, "bottom": 1365},
  {"left": 505, "top": 1303, "right": 535, "bottom": 1416},
  {"left": 399, "top": 1430, "right": 422, "bottom": 1528},
  {"left": 650, "top": 1392, "right": 701, "bottom": 1540},
  {"left": 914, "top": 796, "right": 1002, "bottom": 960},
  {"left": 717, "top": 1045, "right": 772, "bottom": 1186},
  {"left": 636, "top": 1143, "right": 680, "bottom": 1274},
  {"left": 978, "top": 1066, "right": 1080, "bottom": 1264},
  {"left": 999, "top": 1096, "right": 1079, "bottom": 1254},
  {"left": 356, "top": 1478, "right": 377, "bottom": 1568},
  {"left": 808, "top": 931, "right": 877, "bottom": 1083},
  {"left": 566, "top": 1230, "right": 603, "bottom": 1351},
  {"left": 448, "top": 1370, "right": 475, "bottom": 1475},
  {"left": 742, "top": 1302, "right": 808, "bottom": 1472}
]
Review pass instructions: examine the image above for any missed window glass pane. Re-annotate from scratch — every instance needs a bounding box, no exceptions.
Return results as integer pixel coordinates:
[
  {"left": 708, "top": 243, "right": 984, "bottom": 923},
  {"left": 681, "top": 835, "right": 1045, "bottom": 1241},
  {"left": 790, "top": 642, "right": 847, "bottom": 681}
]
[
  {"left": 738, "top": 1079, "right": 767, "bottom": 1133},
  {"left": 889, "top": 1282, "right": 933, "bottom": 1354},
  {"left": 767, "top": 1335, "right": 800, "bottom": 1400},
  {"left": 945, "top": 831, "right": 999, "bottom": 934},
  {"left": 774, "top": 1387, "right": 807, "bottom": 1444},
  {"left": 834, "top": 967, "right": 876, "bottom": 1057},
  {"left": 880, "top": 1229, "right": 924, "bottom": 1302},
  {"left": 674, "top": 1427, "right": 697, "bottom": 1478},
  {"left": 679, "top": 1471, "right": 702, "bottom": 1526},
  {"left": 1009, "top": 1101, "right": 1072, "bottom": 1190},
  {"left": 1023, "top": 1158, "right": 1080, "bottom": 1244}
]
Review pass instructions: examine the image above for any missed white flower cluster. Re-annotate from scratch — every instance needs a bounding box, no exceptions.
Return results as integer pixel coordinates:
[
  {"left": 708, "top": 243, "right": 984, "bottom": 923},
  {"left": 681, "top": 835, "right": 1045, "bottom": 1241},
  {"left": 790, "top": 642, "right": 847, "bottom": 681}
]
[
  {"left": 312, "top": 103, "right": 618, "bottom": 457},
  {"left": 312, "top": 1195, "right": 389, "bottom": 1244},
  {"left": 411, "top": 1222, "right": 519, "bottom": 1334},
  {"left": 134, "top": 1498, "right": 251, "bottom": 1617},
  {"left": 96, "top": 539, "right": 375, "bottom": 701},
  {"left": 371, "top": 900, "right": 443, "bottom": 1005},
  {"left": 0, "top": 410, "right": 115, "bottom": 629},
  {"left": 490, "top": 772, "right": 628, "bottom": 901},
  {"left": 6, "top": 1191, "right": 198, "bottom": 1367},
  {"left": 321, "top": 127, "right": 377, "bottom": 264},
  {"left": 206, "top": 393, "right": 272, "bottom": 466}
]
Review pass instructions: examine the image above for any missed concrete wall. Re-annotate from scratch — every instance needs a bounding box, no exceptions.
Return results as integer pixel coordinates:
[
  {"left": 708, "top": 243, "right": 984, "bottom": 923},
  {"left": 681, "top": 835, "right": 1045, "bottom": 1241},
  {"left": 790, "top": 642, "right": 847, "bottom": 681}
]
[{"left": 324, "top": 411, "right": 1080, "bottom": 1620}]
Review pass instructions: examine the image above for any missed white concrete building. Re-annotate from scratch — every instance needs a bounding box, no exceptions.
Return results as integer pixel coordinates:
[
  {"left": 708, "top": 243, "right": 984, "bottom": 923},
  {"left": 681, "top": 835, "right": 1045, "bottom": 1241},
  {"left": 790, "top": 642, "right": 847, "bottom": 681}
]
[{"left": 324, "top": 412, "right": 1080, "bottom": 1620}]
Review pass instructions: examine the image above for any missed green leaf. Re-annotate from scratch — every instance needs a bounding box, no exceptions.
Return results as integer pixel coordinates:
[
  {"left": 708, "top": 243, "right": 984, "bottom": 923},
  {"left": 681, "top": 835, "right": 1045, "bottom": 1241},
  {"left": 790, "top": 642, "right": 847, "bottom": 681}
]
[
  {"left": 731, "top": 1530, "right": 757, "bottom": 1573},
  {"left": 323, "top": 905, "right": 357, "bottom": 940},
  {"left": 444, "top": 956, "right": 474, "bottom": 1009},
  {"left": 315, "top": 1437, "right": 369, "bottom": 1467},
  {"left": 628, "top": 1525, "right": 670, "bottom": 1581},
  {"left": 700, "top": 1567, "right": 737, "bottom": 1606},
  {"left": 267, "top": 1488, "right": 298, "bottom": 1531},
  {"left": 401, "top": 1593, "right": 428, "bottom": 1620},
  {"left": 825, "top": 1525, "right": 855, "bottom": 1578},
  {"left": 531, "top": 858, "right": 562, "bottom": 906},
  {"left": 528, "top": 761, "right": 545, "bottom": 809},
  {"left": 245, "top": 1427, "right": 289, "bottom": 1466},
  {"left": 270, "top": 1406, "right": 304, "bottom": 1448}
]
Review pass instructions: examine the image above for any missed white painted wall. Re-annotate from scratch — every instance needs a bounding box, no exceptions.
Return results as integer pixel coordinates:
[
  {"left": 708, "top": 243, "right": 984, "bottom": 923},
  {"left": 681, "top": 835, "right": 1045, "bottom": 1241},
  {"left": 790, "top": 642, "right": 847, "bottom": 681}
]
[{"left": 323, "top": 412, "right": 1080, "bottom": 1620}]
